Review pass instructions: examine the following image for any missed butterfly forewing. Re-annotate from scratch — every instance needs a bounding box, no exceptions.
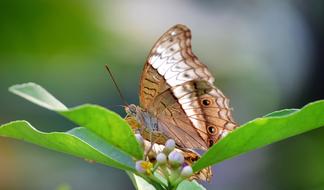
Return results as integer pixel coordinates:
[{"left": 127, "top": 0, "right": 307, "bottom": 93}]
[{"left": 138, "top": 24, "right": 238, "bottom": 150}]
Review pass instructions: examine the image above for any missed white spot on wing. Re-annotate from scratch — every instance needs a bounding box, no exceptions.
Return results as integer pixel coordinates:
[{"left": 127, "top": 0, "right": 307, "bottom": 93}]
[
  {"left": 181, "top": 100, "right": 199, "bottom": 110},
  {"left": 156, "top": 46, "right": 164, "bottom": 54},
  {"left": 157, "top": 60, "right": 175, "bottom": 76},
  {"left": 216, "top": 98, "right": 225, "bottom": 108},
  {"left": 172, "top": 85, "right": 191, "bottom": 98},
  {"left": 219, "top": 109, "right": 227, "bottom": 118},
  {"left": 164, "top": 61, "right": 190, "bottom": 80}
]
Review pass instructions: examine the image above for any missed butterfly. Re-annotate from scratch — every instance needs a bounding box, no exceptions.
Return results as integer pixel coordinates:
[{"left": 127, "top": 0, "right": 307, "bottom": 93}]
[
  {"left": 125, "top": 24, "right": 238, "bottom": 150},
  {"left": 125, "top": 24, "right": 238, "bottom": 181}
]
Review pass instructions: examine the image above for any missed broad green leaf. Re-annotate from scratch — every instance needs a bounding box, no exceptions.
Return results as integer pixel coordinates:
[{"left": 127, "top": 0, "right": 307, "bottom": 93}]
[
  {"left": 193, "top": 100, "right": 324, "bottom": 172},
  {"left": 9, "top": 83, "right": 143, "bottom": 159},
  {"left": 9, "top": 83, "right": 68, "bottom": 111},
  {"left": 67, "top": 127, "right": 134, "bottom": 168},
  {"left": 0, "top": 121, "right": 135, "bottom": 172},
  {"left": 60, "top": 105, "right": 143, "bottom": 159}
]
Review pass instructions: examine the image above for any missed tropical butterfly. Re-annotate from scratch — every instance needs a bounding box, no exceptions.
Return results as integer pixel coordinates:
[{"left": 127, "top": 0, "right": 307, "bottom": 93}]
[
  {"left": 123, "top": 24, "right": 238, "bottom": 181},
  {"left": 125, "top": 24, "right": 238, "bottom": 150}
]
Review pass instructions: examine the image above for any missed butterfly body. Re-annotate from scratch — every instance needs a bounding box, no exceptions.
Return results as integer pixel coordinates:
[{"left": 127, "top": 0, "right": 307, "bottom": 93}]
[
  {"left": 126, "top": 104, "right": 169, "bottom": 144},
  {"left": 126, "top": 24, "right": 238, "bottom": 151}
]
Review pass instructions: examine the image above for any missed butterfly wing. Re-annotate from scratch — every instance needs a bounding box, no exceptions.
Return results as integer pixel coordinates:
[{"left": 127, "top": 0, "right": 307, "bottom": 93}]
[
  {"left": 139, "top": 61, "right": 207, "bottom": 149},
  {"left": 139, "top": 24, "right": 238, "bottom": 150}
]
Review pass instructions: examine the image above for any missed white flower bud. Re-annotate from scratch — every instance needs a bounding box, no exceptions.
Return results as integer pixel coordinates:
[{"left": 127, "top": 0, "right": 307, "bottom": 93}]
[
  {"left": 156, "top": 153, "right": 167, "bottom": 165},
  {"left": 180, "top": 165, "right": 193, "bottom": 178},
  {"left": 135, "top": 134, "right": 144, "bottom": 148},
  {"left": 164, "top": 139, "right": 176, "bottom": 154},
  {"left": 168, "top": 150, "right": 184, "bottom": 167}
]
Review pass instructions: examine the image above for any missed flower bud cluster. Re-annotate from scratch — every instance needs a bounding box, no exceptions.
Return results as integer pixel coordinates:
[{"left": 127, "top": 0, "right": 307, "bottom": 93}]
[{"left": 135, "top": 136, "right": 193, "bottom": 188}]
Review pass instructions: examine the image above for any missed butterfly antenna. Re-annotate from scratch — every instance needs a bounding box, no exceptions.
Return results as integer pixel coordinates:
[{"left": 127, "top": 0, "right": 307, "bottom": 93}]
[
  {"left": 105, "top": 104, "right": 125, "bottom": 109},
  {"left": 105, "top": 64, "right": 129, "bottom": 106}
]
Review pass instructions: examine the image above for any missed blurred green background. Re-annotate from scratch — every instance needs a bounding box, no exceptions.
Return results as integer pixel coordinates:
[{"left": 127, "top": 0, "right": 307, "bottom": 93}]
[{"left": 1, "top": 1, "right": 323, "bottom": 190}]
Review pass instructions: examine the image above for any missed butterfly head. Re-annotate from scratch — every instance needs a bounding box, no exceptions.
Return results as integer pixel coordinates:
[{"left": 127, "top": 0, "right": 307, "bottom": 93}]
[{"left": 125, "top": 104, "right": 138, "bottom": 117}]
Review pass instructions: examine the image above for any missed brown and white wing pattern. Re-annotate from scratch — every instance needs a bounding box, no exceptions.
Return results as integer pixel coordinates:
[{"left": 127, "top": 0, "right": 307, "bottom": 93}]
[
  {"left": 140, "top": 24, "right": 238, "bottom": 150},
  {"left": 139, "top": 59, "right": 207, "bottom": 149}
]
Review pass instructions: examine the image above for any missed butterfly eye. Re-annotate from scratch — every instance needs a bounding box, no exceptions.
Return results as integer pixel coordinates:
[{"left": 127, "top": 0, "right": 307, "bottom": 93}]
[
  {"left": 201, "top": 99, "right": 212, "bottom": 106},
  {"left": 208, "top": 139, "right": 214, "bottom": 147},
  {"left": 207, "top": 126, "right": 216, "bottom": 134}
]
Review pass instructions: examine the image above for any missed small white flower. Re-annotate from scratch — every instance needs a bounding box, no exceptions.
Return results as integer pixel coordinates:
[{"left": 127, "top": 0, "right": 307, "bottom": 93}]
[
  {"left": 135, "top": 160, "right": 153, "bottom": 175},
  {"left": 164, "top": 139, "right": 176, "bottom": 154},
  {"left": 180, "top": 165, "right": 193, "bottom": 178}
]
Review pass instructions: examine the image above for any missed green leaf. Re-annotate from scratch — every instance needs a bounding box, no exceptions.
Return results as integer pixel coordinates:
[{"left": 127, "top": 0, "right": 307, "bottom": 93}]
[
  {"left": 9, "top": 83, "right": 68, "bottom": 111},
  {"left": 177, "top": 180, "right": 206, "bottom": 190},
  {"left": 193, "top": 100, "right": 324, "bottom": 172},
  {"left": 0, "top": 120, "right": 135, "bottom": 172},
  {"left": 127, "top": 172, "right": 156, "bottom": 190},
  {"left": 60, "top": 105, "right": 143, "bottom": 159},
  {"left": 9, "top": 83, "right": 143, "bottom": 159},
  {"left": 67, "top": 127, "right": 134, "bottom": 169},
  {"left": 263, "top": 108, "right": 298, "bottom": 117}
]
